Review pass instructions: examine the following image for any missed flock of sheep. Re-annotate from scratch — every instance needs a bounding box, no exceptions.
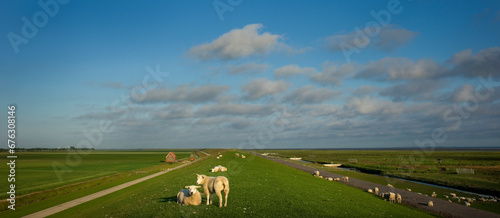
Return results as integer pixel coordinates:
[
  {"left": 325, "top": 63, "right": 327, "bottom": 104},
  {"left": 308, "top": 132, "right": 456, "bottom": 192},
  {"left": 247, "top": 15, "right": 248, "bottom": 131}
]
[{"left": 177, "top": 153, "right": 234, "bottom": 207}]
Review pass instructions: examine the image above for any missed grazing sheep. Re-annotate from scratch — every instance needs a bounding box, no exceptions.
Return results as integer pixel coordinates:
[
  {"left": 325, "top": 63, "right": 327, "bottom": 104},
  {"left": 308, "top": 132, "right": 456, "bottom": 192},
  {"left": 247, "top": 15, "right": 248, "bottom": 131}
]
[
  {"left": 235, "top": 153, "right": 240, "bottom": 158},
  {"left": 431, "top": 192, "right": 437, "bottom": 198},
  {"left": 177, "top": 185, "right": 202, "bottom": 206},
  {"left": 342, "top": 176, "right": 349, "bottom": 182},
  {"left": 428, "top": 201, "right": 434, "bottom": 207},
  {"left": 444, "top": 195, "right": 449, "bottom": 199},
  {"left": 196, "top": 174, "right": 230, "bottom": 207},
  {"left": 318, "top": 176, "right": 324, "bottom": 179},
  {"left": 374, "top": 187, "right": 379, "bottom": 195},
  {"left": 406, "top": 188, "right": 412, "bottom": 192},
  {"left": 334, "top": 178, "right": 340, "bottom": 181},
  {"left": 327, "top": 177, "right": 333, "bottom": 181},
  {"left": 241, "top": 155, "right": 246, "bottom": 159},
  {"left": 465, "top": 202, "right": 471, "bottom": 207},
  {"left": 387, "top": 184, "right": 393, "bottom": 188},
  {"left": 367, "top": 189, "right": 373, "bottom": 193},
  {"left": 312, "top": 171, "right": 320, "bottom": 176},
  {"left": 450, "top": 193, "right": 457, "bottom": 198},
  {"left": 389, "top": 192, "right": 396, "bottom": 203},
  {"left": 216, "top": 156, "right": 220, "bottom": 159},
  {"left": 396, "top": 193, "right": 402, "bottom": 204}
]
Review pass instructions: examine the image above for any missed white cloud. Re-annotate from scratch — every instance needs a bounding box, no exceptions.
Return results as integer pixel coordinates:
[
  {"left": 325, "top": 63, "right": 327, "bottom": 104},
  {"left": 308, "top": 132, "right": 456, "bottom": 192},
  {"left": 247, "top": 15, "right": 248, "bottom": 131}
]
[
  {"left": 356, "top": 57, "right": 446, "bottom": 80},
  {"left": 325, "top": 24, "right": 417, "bottom": 51},
  {"left": 188, "top": 23, "right": 281, "bottom": 60},
  {"left": 274, "top": 64, "right": 317, "bottom": 78},
  {"left": 449, "top": 47, "right": 500, "bottom": 79},
  {"left": 310, "top": 62, "right": 355, "bottom": 86},
  {"left": 228, "top": 62, "right": 270, "bottom": 75},
  {"left": 134, "top": 84, "right": 230, "bottom": 103},
  {"left": 196, "top": 103, "right": 274, "bottom": 116},
  {"left": 242, "top": 78, "right": 290, "bottom": 100},
  {"left": 283, "top": 85, "right": 341, "bottom": 105},
  {"left": 345, "top": 96, "right": 406, "bottom": 115}
]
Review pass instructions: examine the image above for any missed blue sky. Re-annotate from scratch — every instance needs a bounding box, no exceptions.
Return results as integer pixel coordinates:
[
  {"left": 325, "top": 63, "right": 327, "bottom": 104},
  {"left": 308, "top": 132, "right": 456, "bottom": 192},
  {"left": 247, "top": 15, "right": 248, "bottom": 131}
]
[{"left": 1, "top": 0, "right": 500, "bottom": 149}]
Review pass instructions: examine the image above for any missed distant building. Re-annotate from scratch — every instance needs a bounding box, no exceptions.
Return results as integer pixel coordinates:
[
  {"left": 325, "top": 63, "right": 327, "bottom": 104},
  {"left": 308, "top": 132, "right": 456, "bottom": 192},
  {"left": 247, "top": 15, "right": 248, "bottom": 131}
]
[{"left": 166, "top": 152, "right": 177, "bottom": 163}]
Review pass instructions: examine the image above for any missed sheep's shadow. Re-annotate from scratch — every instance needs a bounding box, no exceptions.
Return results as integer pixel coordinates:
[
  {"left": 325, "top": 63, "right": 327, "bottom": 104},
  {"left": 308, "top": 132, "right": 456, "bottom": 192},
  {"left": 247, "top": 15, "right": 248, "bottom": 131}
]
[{"left": 159, "top": 195, "right": 177, "bottom": 203}]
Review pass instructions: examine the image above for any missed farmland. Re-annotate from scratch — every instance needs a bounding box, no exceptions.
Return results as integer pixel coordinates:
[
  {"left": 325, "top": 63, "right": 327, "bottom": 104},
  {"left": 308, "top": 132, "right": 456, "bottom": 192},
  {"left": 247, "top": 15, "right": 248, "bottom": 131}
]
[
  {"left": 0, "top": 150, "right": 195, "bottom": 211},
  {"left": 261, "top": 150, "right": 500, "bottom": 196},
  {"left": 1, "top": 150, "right": 435, "bottom": 217}
]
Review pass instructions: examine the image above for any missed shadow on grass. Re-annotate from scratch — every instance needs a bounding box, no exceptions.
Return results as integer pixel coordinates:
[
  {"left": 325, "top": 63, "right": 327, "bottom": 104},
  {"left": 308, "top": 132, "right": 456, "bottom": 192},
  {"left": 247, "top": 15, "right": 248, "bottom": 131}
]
[{"left": 159, "top": 196, "right": 177, "bottom": 203}]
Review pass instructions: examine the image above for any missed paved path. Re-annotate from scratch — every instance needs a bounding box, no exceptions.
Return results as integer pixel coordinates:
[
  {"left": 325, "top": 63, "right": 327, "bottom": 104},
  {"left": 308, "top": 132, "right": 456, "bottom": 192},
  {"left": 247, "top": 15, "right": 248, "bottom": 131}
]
[
  {"left": 23, "top": 154, "right": 210, "bottom": 218},
  {"left": 255, "top": 153, "right": 499, "bottom": 218}
]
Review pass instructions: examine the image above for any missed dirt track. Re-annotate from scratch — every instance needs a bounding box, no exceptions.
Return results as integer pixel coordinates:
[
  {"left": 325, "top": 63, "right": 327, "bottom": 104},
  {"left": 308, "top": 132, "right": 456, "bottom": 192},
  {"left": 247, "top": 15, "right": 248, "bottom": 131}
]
[{"left": 256, "top": 153, "right": 499, "bottom": 218}]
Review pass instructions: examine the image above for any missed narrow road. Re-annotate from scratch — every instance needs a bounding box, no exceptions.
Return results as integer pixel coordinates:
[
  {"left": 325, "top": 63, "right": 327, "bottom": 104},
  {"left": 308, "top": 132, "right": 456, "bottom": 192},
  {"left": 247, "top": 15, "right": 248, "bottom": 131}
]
[
  {"left": 255, "top": 153, "right": 499, "bottom": 218},
  {"left": 23, "top": 153, "right": 210, "bottom": 218}
]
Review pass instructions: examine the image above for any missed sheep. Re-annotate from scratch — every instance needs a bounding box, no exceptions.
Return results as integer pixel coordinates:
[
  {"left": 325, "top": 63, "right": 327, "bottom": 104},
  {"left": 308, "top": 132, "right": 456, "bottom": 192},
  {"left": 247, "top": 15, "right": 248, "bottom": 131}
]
[
  {"left": 406, "top": 188, "right": 412, "bottom": 192},
  {"left": 327, "top": 177, "right": 333, "bottom": 181},
  {"left": 211, "top": 165, "right": 227, "bottom": 172},
  {"left": 387, "top": 184, "right": 393, "bottom": 188},
  {"left": 367, "top": 189, "right": 373, "bottom": 193},
  {"left": 216, "top": 156, "right": 220, "bottom": 159},
  {"left": 450, "top": 193, "right": 457, "bottom": 198},
  {"left": 444, "top": 195, "right": 449, "bottom": 199},
  {"left": 428, "top": 201, "right": 434, "bottom": 207},
  {"left": 235, "top": 153, "right": 240, "bottom": 158},
  {"left": 389, "top": 192, "right": 396, "bottom": 203},
  {"left": 374, "top": 187, "right": 379, "bottom": 195},
  {"left": 396, "top": 193, "right": 402, "bottom": 204},
  {"left": 342, "top": 176, "right": 349, "bottom": 182},
  {"left": 196, "top": 174, "right": 230, "bottom": 207},
  {"left": 177, "top": 185, "right": 202, "bottom": 206},
  {"left": 431, "top": 192, "right": 437, "bottom": 198},
  {"left": 312, "top": 171, "right": 320, "bottom": 176},
  {"left": 241, "top": 155, "right": 246, "bottom": 159},
  {"left": 465, "top": 202, "right": 471, "bottom": 207},
  {"left": 334, "top": 178, "right": 340, "bottom": 181}
]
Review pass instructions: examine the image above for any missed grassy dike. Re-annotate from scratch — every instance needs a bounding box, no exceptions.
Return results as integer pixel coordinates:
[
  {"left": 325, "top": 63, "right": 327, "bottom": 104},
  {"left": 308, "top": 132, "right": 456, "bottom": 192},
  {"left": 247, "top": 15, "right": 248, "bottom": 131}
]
[{"left": 46, "top": 151, "right": 435, "bottom": 217}]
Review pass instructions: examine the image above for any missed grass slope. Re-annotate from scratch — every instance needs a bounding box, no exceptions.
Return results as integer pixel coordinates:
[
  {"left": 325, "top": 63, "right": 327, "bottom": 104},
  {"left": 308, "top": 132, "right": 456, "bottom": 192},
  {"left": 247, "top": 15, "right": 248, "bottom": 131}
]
[{"left": 51, "top": 151, "right": 434, "bottom": 217}]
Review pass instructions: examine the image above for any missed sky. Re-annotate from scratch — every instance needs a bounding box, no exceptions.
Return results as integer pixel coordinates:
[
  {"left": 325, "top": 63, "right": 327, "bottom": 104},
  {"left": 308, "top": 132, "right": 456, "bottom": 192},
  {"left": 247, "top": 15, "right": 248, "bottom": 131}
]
[{"left": 1, "top": 0, "right": 500, "bottom": 149}]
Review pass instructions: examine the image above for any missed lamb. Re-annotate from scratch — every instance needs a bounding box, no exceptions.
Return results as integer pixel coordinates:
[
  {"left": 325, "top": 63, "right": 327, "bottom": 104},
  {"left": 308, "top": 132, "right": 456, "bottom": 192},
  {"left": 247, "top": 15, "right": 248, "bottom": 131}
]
[
  {"left": 387, "top": 184, "right": 393, "bottom": 188},
  {"left": 374, "top": 187, "right": 379, "bottom": 195},
  {"left": 465, "top": 202, "right": 471, "bottom": 207},
  {"left": 367, "top": 189, "right": 373, "bottom": 193},
  {"left": 241, "top": 155, "right": 246, "bottom": 159},
  {"left": 196, "top": 174, "right": 230, "bottom": 207},
  {"left": 177, "top": 185, "right": 202, "bottom": 206},
  {"left": 431, "top": 192, "right": 437, "bottom": 198},
  {"left": 334, "top": 178, "right": 340, "bottom": 181},
  {"left": 396, "top": 193, "right": 402, "bottom": 204},
  {"left": 342, "top": 176, "right": 349, "bottom": 182},
  {"left": 450, "top": 193, "right": 457, "bottom": 198},
  {"left": 327, "top": 177, "right": 333, "bottom": 181},
  {"left": 235, "top": 153, "right": 240, "bottom": 158},
  {"left": 428, "top": 201, "right": 434, "bottom": 207}
]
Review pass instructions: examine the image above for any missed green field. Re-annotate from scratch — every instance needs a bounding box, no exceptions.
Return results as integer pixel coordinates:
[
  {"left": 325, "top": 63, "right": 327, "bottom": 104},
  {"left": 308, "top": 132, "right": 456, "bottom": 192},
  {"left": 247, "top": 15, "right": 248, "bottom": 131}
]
[
  {"left": 262, "top": 150, "right": 500, "bottom": 196},
  {"left": 0, "top": 150, "right": 194, "bottom": 211},
  {"left": 1, "top": 151, "right": 435, "bottom": 217}
]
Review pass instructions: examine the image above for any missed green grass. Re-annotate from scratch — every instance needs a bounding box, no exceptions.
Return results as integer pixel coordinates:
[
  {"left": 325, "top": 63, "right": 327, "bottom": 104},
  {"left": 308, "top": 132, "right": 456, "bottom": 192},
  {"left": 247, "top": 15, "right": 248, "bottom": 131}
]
[
  {"left": 43, "top": 151, "right": 435, "bottom": 217},
  {"left": 263, "top": 150, "right": 500, "bottom": 195}
]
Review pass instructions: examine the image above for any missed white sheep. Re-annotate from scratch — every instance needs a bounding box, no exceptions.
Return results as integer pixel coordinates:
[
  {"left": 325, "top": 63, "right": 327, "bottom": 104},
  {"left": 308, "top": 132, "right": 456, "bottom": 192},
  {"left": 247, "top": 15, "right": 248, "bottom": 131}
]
[
  {"left": 312, "top": 171, "right": 320, "bottom": 176},
  {"left": 334, "top": 178, "right": 340, "bottom": 181},
  {"left": 387, "top": 184, "right": 393, "bottom": 188},
  {"left": 465, "top": 202, "right": 471, "bottom": 207},
  {"left": 389, "top": 192, "right": 396, "bottom": 203},
  {"left": 177, "top": 185, "right": 202, "bottom": 206},
  {"left": 428, "top": 201, "right": 434, "bottom": 207},
  {"left": 396, "top": 193, "right": 402, "bottom": 204},
  {"left": 450, "top": 193, "right": 457, "bottom": 198},
  {"left": 216, "top": 156, "right": 220, "bottom": 159},
  {"left": 367, "top": 189, "right": 373, "bottom": 193},
  {"left": 327, "top": 177, "right": 333, "bottom": 181},
  {"left": 241, "top": 155, "right": 246, "bottom": 159},
  {"left": 342, "top": 176, "right": 349, "bottom": 182},
  {"left": 196, "top": 174, "right": 230, "bottom": 207},
  {"left": 431, "top": 192, "right": 437, "bottom": 198},
  {"left": 374, "top": 187, "right": 379, "bottom": 195},
  {"left": 406, "top": 188, "right": 412, "bottom": 192},
  {"left": 235, "top": 153, "right": 240, "bottom": 158},
  {"left": 211, "top": 165, "right": 227, "bottom": 172}
]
